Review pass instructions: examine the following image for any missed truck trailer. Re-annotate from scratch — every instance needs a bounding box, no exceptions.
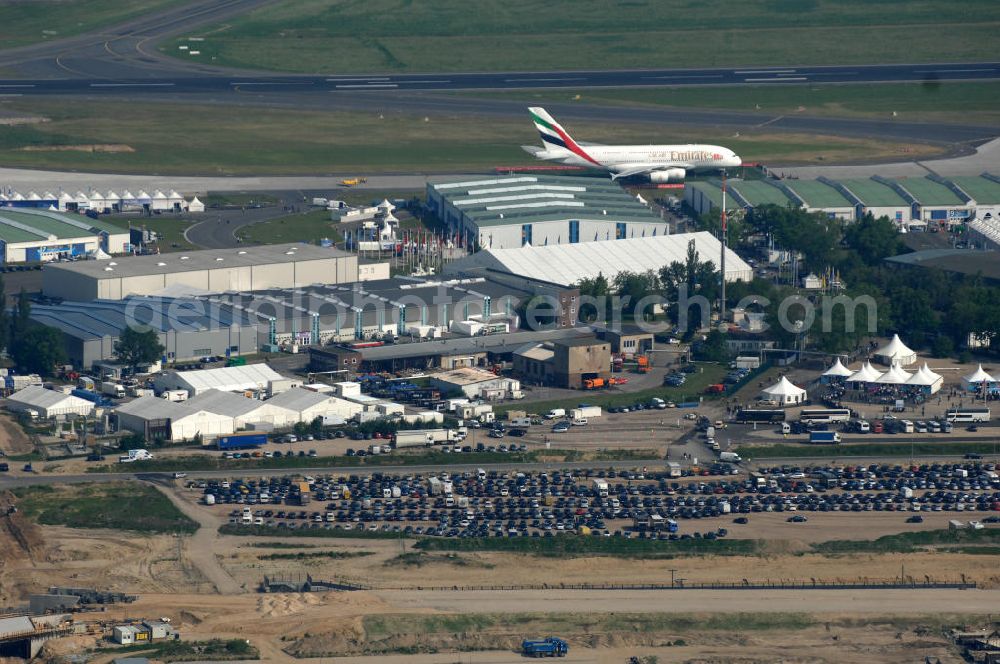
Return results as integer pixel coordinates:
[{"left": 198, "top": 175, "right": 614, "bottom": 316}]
[
  {"left": 216, "top": 432, "right": 268, "bottom": 450},
  {"left": 522, "top": 637, "right": 568, "bottom": 657},
  {"left": 570, "top": 406, "right": 602, "bottom": 419},
  {"left": 808, "top": 431, "right": 841, "bottom": 444}
]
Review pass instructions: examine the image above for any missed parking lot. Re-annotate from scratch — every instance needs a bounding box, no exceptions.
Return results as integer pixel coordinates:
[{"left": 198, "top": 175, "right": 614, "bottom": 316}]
[{"left": 192, "top": 459, "right": 1000, "bottom": 541}]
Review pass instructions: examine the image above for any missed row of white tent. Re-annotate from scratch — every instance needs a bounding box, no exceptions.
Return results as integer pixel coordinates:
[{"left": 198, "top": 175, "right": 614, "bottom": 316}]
[
  {"left": 0, "top": 189, "right": 203, "bottom": 212},
  {"left": 823, "top": 358, "right": 997, "bottom": 394}
]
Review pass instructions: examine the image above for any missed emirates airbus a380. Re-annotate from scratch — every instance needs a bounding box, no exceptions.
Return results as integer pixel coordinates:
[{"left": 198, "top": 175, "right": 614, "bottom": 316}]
[{"left": 522, "top": 107, "right": 741, "bottom": 183}]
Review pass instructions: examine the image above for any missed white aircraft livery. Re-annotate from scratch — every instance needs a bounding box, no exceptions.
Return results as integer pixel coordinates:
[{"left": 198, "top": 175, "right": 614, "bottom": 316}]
[{"left": 522, "top": 107, "right": 741, "bottom": 182}]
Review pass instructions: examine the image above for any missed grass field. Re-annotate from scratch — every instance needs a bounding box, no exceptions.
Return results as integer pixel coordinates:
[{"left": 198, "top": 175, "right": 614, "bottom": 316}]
[
  {"left": 237, "top": 209, "right": 342, "bottom": 246},
  {"left": 0, "top": 0, "right": 182, "bottom": 50},
  {"left": 163, "top": 0, "right": 1000, "bottom": 74},
  {"left": 0, "top": 99, "right": 943, "bottom": 175},
  {"left": 102, "top": 215, "right": 198, "bottom": 252},
  {"left": 13, "top": 483, "right": 198, "bottom": 534},
  {"left": 734, "top": 441, "right": 1000, "bottom": 459},
  {"left": 465, "top": 81, "right": 1000, "bottom": 126},
  {"left": 97, "top": 639, "right": 257, "bottom": 662}
]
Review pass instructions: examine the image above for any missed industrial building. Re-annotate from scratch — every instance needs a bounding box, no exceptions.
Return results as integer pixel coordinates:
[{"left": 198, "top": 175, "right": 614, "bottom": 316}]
[
  {"left": 266, "top": 386, "right": 363, "bottom": 423},
  {"left": 427, "top": 175, "right": 670, "bottom": 250},
  {"left": 685, "top": 174, "right": 1000, "bottom": 226},
  {"left": 513, "top": 336, "right": 612, "bottom": 389},
  {"left": 4, "top": 385, "right": 95, "bottom": 419},
  {"left": 153, "top": 364, "right": 294, "bottom": 397},
  {"left": 184, "top": 389, "right": 299, "bottom": 429},
  {"left": 115, "top": 396, "right": 236, "bottom": 442},
  {"left": 444, "top": 232, "right": 753, "bottom": 286},
  {"left": 29, "top": 297, "right": 259, "bottom": 369},
  {"left": 430, "top": 367, "right": 521, "bottom": 400},
  {"left": 0, "top": 208, "right": 130, "bottom": 263},
  {"left": 41, "top": 244, "right": 361, "bottom": 301}
]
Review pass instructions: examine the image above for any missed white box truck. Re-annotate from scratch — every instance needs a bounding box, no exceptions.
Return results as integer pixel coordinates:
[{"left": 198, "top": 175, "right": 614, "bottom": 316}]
[
  {"left": 571, "top": 406, "right": 602, "bottom": 419},
  {"left": 101, "top": 381, "right": 125, "bottom": 398},
  {"left": 161, "top": 389, "right": 188, "bottom": 402},
  {"left": 592, "top": 479, "right": 609, "bottom": 497},
  {"left": 667, "top": 462, "right": 682, "bottom": 478}
]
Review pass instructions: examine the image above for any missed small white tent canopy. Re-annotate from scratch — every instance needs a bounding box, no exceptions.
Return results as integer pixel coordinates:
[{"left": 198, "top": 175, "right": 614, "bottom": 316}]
[
  {"left": 26, "top": 191, "right": 41, "bottom": 201},
  {"left": 906, "top": 363, "right": 943, "bottom": 394},
  {"left": 822, "top": 358, "right": 854, "bottom": 378},
  {"left": 74, "top": 191, "right": 91, "bottom": 208},
  {"left": 848, "top": 361, "right": 882, "bottom": 384},
  {"left": 57, "top": 192, "right": 75, "bottom": 210},
  {"left": 875, "top": 362, "right": 913, "bottom": 384},
  {"left": 167, "top": 189, "right": 185, "bottom": 206},
  {"left": 151, "top": 190, "right": 171, "bottom": 211},
  {"left": 962, "top": 364, "right": 996, "bottom": 387},
  {"left": 377, "top": 198, "right": 396, "bottom": 212},
  {"left": 760, "top": 376, "right": 807, "bottom": 405},
  {"left": 874, "top": 334, "right": 917, "bottom": 366},
  {"left": 187, "top": 196, "right": 205, "bottom": 213}
]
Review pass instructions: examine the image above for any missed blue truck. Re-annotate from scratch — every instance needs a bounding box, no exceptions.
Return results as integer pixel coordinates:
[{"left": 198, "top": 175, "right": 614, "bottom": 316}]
[
  {"left": 216, "top": 432, "right": 269, "bottom": 450},
  {"left": 808, "top": 431, "right": 841, "bottom": 444},
  {"left": 522, "top": 637, "right": 568, "bottom": 657}
]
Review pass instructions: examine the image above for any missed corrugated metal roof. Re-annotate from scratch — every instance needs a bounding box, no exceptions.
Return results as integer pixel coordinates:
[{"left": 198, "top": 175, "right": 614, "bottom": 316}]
[
  {"left": 897, "top": 177, "right": 964, "bottom": 205},
  {"left": 170, "top": 364, "right": 284, "bottom": 393}
]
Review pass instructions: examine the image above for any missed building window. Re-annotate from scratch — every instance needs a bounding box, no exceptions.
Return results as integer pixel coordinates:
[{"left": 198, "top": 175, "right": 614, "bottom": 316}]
[
  {"left": 521, "top": 224, "right": 533, "bottom": 246},
  {"left": 193, "top": 348, "right": 212, "bottom": 356},
  {"left": 569, "top": 220, "right": 579, "bottom": 243},
  {"left": 616, "top": 222, "right": 627, "bottom": 239}
]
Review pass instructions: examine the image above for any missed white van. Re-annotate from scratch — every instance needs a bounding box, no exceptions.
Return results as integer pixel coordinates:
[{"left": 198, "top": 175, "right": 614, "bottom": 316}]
[
  {"left": 572, "top": 418, "right": 588, "bottom": 426},
  {"left": 780, "top": 422, "right": 792, "bottom": 434},
  {"left": 858, "top": 420, "right": 870, "bottom": 433}
]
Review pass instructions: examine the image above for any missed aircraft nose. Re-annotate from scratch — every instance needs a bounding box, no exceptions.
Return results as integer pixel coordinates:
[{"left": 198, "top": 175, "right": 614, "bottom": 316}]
[{"left": 730, "top": 154, "right": 743, "bottom": 167}]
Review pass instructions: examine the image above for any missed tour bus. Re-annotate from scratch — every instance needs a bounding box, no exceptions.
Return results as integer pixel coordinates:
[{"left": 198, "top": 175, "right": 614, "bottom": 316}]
[
  {"left": 945, "top": 408, "right": 991, "bottom": 423},
  {"left": 798, "top": 408, "right": 852, "bottom": 423}
]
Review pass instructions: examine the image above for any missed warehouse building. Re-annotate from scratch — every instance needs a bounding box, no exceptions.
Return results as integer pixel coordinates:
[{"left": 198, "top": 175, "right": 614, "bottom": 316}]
[
  {"left": 266, "top": 386, "right": 363, "bottom": 423},
  {"left": 0, "top": 208, "right": 130, "bottom": 263},
  {"left": 444, "top": 232, "right": 753, "bottom": 286},
  {"left": 199, "top": 276, "right": 554, "bottom": 346},
  {"left": 427, "top": 175, "right": 670, "bottom": 250},
  {"left": 686, "top": 174, "right": 996, "bottom": 226},
  {"left": 29, "top": 297, "right": 258, "bottom": 369},
  {"left": 183, "top": 389, "right": 299, "bottom": 429},
  {"left": 153, "top": 364, "right": 294, "bottom": 397},
  {"left": 430, "top": 367, "right": 521, "bottom": 400},
  {"left": 42, "top": 244, "right": 361, "bottom": 301},
  {"left": 115, "top": 396, "right": 235, "bottom": 442},
  {"left": 4, "top": 385, "right": 95, "bottom": 419},
  {"left": 513, "top": 336, "right": 612, "bottom": 389}
]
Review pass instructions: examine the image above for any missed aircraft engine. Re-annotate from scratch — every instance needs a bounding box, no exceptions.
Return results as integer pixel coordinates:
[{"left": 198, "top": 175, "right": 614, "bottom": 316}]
[{"left": 649, "top": 168, "right": 686, "bottom": 183}]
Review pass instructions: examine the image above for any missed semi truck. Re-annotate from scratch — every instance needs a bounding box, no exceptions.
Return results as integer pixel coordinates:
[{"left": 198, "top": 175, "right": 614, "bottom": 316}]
[
  {"left": 393, "top": 428, "right": 463, "bottom": 449},
  {"left": 216, "top": 432, "right": 268, "bottom": 450},
  {"left": 808, "top": 431, "right": 841, "bottom": 444},
  {"left": 100, "top": 381, "right": 126, "bottom": 399},
  {"left": 522, "top": 637, "right": 568, "bottom": 657}
]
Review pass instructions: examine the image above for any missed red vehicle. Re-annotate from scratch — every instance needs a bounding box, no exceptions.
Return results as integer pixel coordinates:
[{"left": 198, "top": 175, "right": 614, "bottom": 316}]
[{"left": 704, "top": 383, "right": 726, "bottom": 394}]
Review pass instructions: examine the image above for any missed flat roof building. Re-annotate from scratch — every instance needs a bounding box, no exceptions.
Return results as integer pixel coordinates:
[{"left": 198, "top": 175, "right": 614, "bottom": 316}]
[
  {"left": 427, "top": 175, "right": 669, "bottom": 250},
  {"left": 42, "top": 244, "right": 361, "bottom": 301},
  {"left": 115, "top": 396, "right": 236, "bottom": 442},
  {"left": 430, "top": 367, "right": 521, "bottom": 400},
  {"left": 0, "top": 208, "right": 130, "bottom": 263},
  {"left": 29, "top": 297, "right": 258, "bottom": 369}
]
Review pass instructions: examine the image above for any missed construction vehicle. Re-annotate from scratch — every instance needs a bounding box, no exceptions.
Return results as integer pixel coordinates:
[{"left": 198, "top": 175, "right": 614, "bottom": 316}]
[
  {"left": 609, "top": 376, "right": 628, "bottom": 386},
  {"left": 582, "top": 377, "right": 606, "bottom": 390},
  {"left": 522, "top": 637, "right": 569, "bottom": 657},
  {"left": 340, "top": 177, "right": 368, "bottom": 187},
  {"left": 635, "top": 355, "right": 651, "bottom": 373}
]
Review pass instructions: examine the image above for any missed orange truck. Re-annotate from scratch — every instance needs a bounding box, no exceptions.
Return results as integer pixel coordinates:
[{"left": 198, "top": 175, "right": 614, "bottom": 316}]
[
  {"left": 583, "top": 377, "right": 606, "bottom": 390},
  {"left": 635, "top": 356, "right": 651, "bottom": 373}
]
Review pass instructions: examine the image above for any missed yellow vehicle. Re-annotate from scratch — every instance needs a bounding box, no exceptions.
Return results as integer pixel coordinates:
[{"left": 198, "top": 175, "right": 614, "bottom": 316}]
[{"left": 340, "top": 177, "right": 367, "bottom": 187}]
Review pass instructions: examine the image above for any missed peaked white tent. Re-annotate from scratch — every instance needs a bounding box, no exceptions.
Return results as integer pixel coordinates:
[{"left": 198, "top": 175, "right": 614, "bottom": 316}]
[
  {"left": 875, "top": 363, "right": 913, "bottom": 384},
  {"left": 377, "top": 198, "right": 396, "bottom": 212},
  {"left": 848, "top": 361, "right": 883, "bottom": 384},
  {"left": 906, "top": 363, "right": 943, "bottom": 394},
  {"left": 962, "top": 364, "right": 997, "bottom": 392},
  {"left": 760, "top": 376, "right": 807, "bottom": 405},
  {"left": 874, "top": 334, "right": 917, "bottom": 366},
  {"left": 187, "top": 196, "right": 205, "bottom": 213},
  {"left": 821, "top": 358, "right": 854, "bottom": 383}
]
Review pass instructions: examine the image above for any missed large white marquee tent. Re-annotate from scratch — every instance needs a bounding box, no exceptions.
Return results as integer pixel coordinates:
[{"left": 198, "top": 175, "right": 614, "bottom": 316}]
[
  {"left": 874, "top": 335, "right": 917, "bottom": 367},
  {"left": 760, "top": 376, "right": 807, "bottom": 405}
]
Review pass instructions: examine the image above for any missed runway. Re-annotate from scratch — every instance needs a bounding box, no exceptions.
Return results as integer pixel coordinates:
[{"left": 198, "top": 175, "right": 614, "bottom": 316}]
[{"left": 3, "top": 61, "right": 1000, "bottom": 94}]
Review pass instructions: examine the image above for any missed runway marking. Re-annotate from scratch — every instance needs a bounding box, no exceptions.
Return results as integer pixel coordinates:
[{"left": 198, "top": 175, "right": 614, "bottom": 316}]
[
  {"left": 642, "top": 74, "right": 725, "bottom": 80},
  {"left": 0, "top": 84, "right": 35, "bottom": 88},
  {"left": 756, "top": 115, "right": 785, "bottom": 128},
  {"left": 334, "top": 83, "right": 399, "bottom": 88},
  {"left": 802, "top": 71, "right": 858, "bottom": 76},
  {"left": 89, "top": 83, "right": 176, "bottom": 87},
  {"left": 914, "top": 68, "right": 995, "bottom": 74},
  {"left": 398, "top": 80, "right": 452, "bottom": 84},
  {"left": 503, "top": 77, "right": 588, "bottom": 82},
  {"left": 229, "top": 81, "right": 314, "bottom": 86},
  {"left": 735, "top": 69, "right": 796, "bottom": 74},
  {"left": 326, "top": 77, "right": 391, "bottom": 82},
  {"left": 743, "top": 77, "right": 808, "bottom": 82}
]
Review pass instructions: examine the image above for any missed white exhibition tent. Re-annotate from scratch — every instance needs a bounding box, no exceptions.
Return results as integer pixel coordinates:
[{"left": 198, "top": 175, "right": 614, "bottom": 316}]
[
  {"left": 187, "top": 197, "right": 205, "bottom": 213},
  {"left": 847, "top": 361, "right": 883, "bottom": 384},
  {"left": 821, "top": 358, "right": 854, "bottom": 382},
  {"left": 760, "top": 376, "right": 807, "bottom": 405},
  {"left": 874, "top": 334, "right": 917, "bottom": 366},
  {"left": 906, "top": 363, "right": 944, "bottom": 394},
  {"left": 962, "top": 364, "right": 997, "bottom": 391},
  {"left": 874, "top": 363, "right": 913, "bottom": 384}
]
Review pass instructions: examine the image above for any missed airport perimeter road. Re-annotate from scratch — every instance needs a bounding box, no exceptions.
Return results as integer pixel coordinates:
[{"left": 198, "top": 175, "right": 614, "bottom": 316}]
[{"left": 376, "top": 587, "right": 1000, "bottom": 614}]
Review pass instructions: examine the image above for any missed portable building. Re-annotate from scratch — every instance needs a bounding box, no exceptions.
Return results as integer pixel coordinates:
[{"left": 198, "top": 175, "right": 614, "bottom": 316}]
[{"left": 4, "top": 385, "right": 95, "bottom": 418}]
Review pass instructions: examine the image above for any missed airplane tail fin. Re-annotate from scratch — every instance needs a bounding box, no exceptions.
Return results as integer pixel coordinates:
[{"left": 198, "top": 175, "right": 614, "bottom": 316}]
[{"left": 528, "top": 107, "right": 599, "bottom": 165}]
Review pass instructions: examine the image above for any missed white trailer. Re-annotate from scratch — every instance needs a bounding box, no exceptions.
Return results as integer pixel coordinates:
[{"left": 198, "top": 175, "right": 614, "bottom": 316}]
[
  {"left": 161, "top": 389, "right": 188, "bottom": 402},
  {"left": 101, "top": 381, "right": 125, "bottom": 398},
  {"left": 394, "top": 428, "right": 463, "bottom": 449},
  {"left": 734, "top": 356, "right": 761, "bottom": 369},
  {"left": 667, "top": 462, "right": 682, "bottom": 478},
  {"left": 427, "top": 477, "right": 444, "bottom": 495},
  {"left": 592, "top": 479, "right": 609, "bottom": 497}
]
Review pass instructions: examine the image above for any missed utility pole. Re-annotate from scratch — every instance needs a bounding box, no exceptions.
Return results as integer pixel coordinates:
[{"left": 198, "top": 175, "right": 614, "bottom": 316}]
[
  {"left": 720, "top": 172, "right": 728, "bottom": 326},
  {"left": 668, "top": 568, "right": 678, "bottom": 588}
]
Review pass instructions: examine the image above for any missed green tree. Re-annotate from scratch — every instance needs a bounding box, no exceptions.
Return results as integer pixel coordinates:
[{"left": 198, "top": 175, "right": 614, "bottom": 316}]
[
  {"left": 118, "top": 432, "right": 147, "bottom": 451},
  {"left": 11, "top": 288, "right": 30, "bottom": 341},
  {"left": 931, "top": 335, "right": 954, "bottom": 358},
  {"left": 113, "top": 326, "right": 165, "bottom": 374},
  {"left": 694, "top": 329, "right": 730, "bottom": 363},
  {"left": 575, "top": 272, "right": 611, "bottom": 322},
  {"left": 843, "top": 213, "right": 905, "bottom": 265},
  {"left": 612, "top": 270, "right": 660, "bottom": 319},
  {"left": 12, "top": 325, "right": 66, "bottom": 376}
]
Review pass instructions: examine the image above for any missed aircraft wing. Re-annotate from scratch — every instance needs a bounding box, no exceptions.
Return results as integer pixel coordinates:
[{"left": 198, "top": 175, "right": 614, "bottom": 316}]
[{"left": 609, "top": 163, "right": 694, "bottom": 180}]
